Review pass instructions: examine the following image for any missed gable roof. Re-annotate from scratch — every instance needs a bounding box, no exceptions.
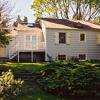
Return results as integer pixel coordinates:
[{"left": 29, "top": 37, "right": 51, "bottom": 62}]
[{"left": 41, "top": 18, "right": 100, "bottom": 31}]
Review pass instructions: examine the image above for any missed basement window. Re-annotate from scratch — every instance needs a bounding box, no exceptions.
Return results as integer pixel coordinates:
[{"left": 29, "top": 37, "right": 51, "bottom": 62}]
[
  {"left": 58, "top": 55, "right": 66, "bottom": 60},
  {"left": 79, "top": 54, "right": 86, "bottom": 60}
]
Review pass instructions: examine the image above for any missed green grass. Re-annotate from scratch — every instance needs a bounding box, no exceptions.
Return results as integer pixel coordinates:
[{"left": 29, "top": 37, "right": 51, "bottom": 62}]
[
  {"left": 14, "top": 82, "right": 65, "bottom": 100},
  {"left": 0, "top": 62, "right": 45, "bottom": 73}
]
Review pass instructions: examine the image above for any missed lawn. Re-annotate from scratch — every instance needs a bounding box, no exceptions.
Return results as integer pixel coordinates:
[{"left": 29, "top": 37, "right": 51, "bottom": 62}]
[
  {"left": 14, "top": 82, "right": 65, "bottom": 100},
  {"left": 0, "top": 62, "right": 65, "bottom": 100},
  {"left": 0, "top": 62, "right": 45, "bottom": 74}
]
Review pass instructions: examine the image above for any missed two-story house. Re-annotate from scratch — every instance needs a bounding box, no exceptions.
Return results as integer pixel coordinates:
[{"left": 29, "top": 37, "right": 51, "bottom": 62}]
[{"left": 0, "top": 18, "right": 100, "bottom": 62}]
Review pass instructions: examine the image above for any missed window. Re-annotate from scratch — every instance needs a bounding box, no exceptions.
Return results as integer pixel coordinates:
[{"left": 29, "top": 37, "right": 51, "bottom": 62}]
[
  {"left": 79, "top": 54, "right": 86, "bottom": 60},
  {"left": 58, "top": 55, "right": 66, "bottom": 60},
  {"left": 80, "top": 33, "right": 85, "bottom": 41},
  {"left": 26, "top": 35, "right": 30, "bottom": 47},
  {"left": 32, "top": 36, "right": 36, "bottom": 47},
  {"left": 59, "top": 33, "right": 66, "bottom": 43}
]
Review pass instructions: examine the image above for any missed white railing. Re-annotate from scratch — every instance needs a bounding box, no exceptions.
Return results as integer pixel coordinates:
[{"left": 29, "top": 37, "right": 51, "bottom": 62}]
[{"left": 9, "top": 41, "right": 45, "bottom": 59}]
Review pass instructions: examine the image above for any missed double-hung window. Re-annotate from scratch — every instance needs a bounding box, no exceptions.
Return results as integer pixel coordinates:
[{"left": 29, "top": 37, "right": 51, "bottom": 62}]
[
  {"left": 80, "top": 33, "right": 86, "bottom": 42},
  {"left": 59, "top": 32, "right": 66, "bottom": 44},
  {"left": 32, "top": 36, "right": 36, "bottom": 48},
  {"left": 26, "top": 35, "right": 30, "bottom": 48}
]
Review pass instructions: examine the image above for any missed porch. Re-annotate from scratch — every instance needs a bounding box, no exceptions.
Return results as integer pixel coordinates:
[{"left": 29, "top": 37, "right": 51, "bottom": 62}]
[
  {"left": 12, "top": 51, "right": 45, "bottom": 62},
  {"left": 9, "top": 38, "right": 45, "bottom": 62}
]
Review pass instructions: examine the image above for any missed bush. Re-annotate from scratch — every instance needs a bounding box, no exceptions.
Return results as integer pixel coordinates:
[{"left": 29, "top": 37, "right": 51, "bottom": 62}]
[
  {"left": 67, "top": 56, "right": 79, "bottom": 63},
  {"left": 0, "top": 70, "right": 24, "bottom": 100},
  {"left": 72, "top": 66, "right": 100, "bottom": 96},
  {"left": 37, "top": 61, "right": 100, "bottom": 97}
]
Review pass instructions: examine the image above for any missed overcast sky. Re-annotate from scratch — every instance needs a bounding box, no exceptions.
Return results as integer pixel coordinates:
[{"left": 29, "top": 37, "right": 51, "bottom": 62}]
[{"left": 12, "top": 0, "right": 35, "bottom": 23}]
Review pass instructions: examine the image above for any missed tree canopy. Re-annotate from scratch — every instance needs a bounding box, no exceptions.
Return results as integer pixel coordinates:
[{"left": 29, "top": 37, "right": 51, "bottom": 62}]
[
  {"left": 31, "top": 0, "right": 100, "bottom": 21},
  {"left": 0, "top": 0, "right": 13, "bottom": 47}
]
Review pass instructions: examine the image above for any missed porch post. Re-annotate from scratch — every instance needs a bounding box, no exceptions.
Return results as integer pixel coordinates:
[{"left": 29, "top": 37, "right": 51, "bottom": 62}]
[
  {"left": 18, "top": 51, "right": 19, "bottom": 63},
  {"left": 31, "top": 51, "right": 33, "bottom": 62}
]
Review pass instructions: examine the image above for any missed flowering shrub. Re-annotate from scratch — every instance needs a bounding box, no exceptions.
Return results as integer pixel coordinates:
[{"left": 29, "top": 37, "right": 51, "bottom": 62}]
[{"left": 0, "top": 70, "right": 24, "bottom": 100}]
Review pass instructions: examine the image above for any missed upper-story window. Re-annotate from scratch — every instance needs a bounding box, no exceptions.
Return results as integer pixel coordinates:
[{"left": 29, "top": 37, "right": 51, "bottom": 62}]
[
  {"left": 26, "top": 35, "right": 37, "bottom": 48},
  {"left": 80, "top": 33, "right": 85, "bottom": 42},
  {"left": 59, "top": 32, "right": 66, "bottom": 43},
  {"left": 26, "top": 35, "right": 30, "bottom": 47},
  {"left": 32, "top": 36, "right": 36, "bottom": 47}
]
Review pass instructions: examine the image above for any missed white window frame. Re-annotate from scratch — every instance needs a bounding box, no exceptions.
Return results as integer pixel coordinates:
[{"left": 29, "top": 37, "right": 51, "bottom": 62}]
[
  {"left": 59, "top": 32, "right": 66, "bottom": 44},
  {"left": 25, "top": 35, "right": 31, "bottom": 48},
  {"left": 32, "top": 35, "right": 37, "bottom": 48},
  {"left": 79, "top": 33, "right": 86, "bottom": 42},
  {"left": 58, "top": 54, "right": 66, "bottom": 60},
  {"left": 78, "top": 54, "right": 87, "bottom": 61},
  {"left": 25, "top": 35, "right": 37, "bottom": 49}
]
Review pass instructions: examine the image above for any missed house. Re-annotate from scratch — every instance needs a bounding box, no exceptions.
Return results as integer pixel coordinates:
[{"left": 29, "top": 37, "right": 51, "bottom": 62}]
[{"left": 0, "top": 18, "right": 100, "bottom": 62}]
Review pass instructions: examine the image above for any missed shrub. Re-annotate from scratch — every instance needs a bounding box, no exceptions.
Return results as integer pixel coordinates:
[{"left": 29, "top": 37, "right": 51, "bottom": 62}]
[
  {"left": 37, "top": 61, "right": 100, "bottom": 97},
  {"left": 67, "top": 56, "right": 79, "bottom": 63},
  {"left": 0, "top": 70, "right": 24, "bottom": 100},
  {"left": 72, "top": 66, "right": 100, "bottom": 96},
  {"left": 37, "top": 65, "right": 72, "bottom": 96}
]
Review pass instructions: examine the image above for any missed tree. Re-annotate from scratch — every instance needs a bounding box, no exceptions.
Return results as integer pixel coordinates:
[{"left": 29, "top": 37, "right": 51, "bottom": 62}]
[
  {"left": 31, "top": 0, "right": 100, "bottom": 21},
  {"left": 0, "top": 0, "right": 13, "bottom": 47}
]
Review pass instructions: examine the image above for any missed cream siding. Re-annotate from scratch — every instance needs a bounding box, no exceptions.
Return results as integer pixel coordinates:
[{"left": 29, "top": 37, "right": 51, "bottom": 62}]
[
  {"left": 55, "top": 32, "right": 59, "bottom": 44},
  {"left": 66, "top": 33, "right": 71, "bottom": 44},
  {"left": 45, "top": 28, "right": 100, "bottom": 61}
]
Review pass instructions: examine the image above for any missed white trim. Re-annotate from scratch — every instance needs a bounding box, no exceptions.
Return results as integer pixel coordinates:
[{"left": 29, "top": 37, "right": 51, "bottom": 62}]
[
  {"left": 78, "top": 53, "right": 87, "bottom": 61},
  {"left": 79, "top": 33, "right": 86, "bottom": 42}
]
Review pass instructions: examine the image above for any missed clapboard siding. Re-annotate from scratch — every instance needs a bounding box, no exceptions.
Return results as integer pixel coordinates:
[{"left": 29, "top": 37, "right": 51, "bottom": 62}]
[{"left": 45, "top": 29, "right": 100, "bottom": 61}]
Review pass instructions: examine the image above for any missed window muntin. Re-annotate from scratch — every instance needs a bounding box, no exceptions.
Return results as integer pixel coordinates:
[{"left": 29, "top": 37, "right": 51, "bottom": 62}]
[
  {"left": 59, "top": 33, "right": 66, "bottom": 43},
  {"left": 80, "top": 33, "right": 85, "bottom": 41},
  {"left": 58, "top": 55, "right": 66, "bottom": 60},
  {"left": 79, "top": 54, "right": 86, "bottom": 60}
]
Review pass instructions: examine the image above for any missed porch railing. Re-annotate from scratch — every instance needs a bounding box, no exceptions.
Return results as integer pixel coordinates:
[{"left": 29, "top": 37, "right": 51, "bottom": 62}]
[{"left": 9, "top": 41, "right": 45, "bottom": 60}]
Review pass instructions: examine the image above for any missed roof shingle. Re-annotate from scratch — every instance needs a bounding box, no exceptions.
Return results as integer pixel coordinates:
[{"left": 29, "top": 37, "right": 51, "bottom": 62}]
[{"left": 41, "top": 18, "right": 100, "bottom": 31}]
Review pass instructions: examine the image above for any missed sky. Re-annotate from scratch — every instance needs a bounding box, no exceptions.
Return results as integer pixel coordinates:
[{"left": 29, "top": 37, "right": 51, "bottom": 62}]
[{"left": 12, "top": 0, "right": 35, "bottom": 23}]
